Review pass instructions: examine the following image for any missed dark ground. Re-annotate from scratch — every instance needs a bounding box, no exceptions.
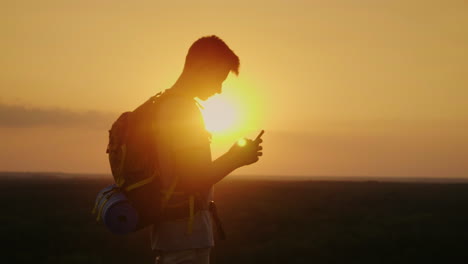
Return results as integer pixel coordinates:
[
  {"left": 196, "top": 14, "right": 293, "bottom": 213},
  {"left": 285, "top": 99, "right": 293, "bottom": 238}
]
[{"left": 2, "top": 175, "right": 468, "bottom": 264}]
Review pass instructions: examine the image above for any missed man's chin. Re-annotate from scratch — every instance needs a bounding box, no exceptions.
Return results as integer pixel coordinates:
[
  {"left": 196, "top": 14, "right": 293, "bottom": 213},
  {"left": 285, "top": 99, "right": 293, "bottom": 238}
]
[{"left": 197, "top": 94, "right": 213, "bottom": 101}]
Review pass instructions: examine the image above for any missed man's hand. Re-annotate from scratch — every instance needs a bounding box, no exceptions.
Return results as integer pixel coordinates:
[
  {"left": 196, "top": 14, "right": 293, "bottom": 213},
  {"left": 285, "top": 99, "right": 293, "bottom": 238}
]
[
  {"left": 184, "top": 131, "right": 265, "bottom": 188},
  {"left": 228, "top": 136, "right": 264, "bottom": 168}
]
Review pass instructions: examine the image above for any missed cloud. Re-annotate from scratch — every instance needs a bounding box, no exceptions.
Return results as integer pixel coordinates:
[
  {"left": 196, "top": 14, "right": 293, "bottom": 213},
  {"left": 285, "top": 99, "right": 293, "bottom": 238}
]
[{"left": 0, "top": 103, "right": 117, "bottom": 129}]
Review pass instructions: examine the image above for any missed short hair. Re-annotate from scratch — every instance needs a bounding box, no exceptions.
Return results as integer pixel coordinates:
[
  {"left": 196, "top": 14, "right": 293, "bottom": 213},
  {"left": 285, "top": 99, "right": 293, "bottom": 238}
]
[{"left": 184, "top": 35, "right": 240, "bottom": 75}]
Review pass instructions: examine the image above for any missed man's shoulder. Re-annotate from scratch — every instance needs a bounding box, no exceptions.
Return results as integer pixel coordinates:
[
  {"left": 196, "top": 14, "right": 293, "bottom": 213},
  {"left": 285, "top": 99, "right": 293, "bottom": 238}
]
[
  {"left": 158, "top": 92, "right": 197, "bottom": 116},
  {"left": 152, "top": 92, "right": 210, "bottom": 148},
  {"left": 153, "top": 92, "right": 203, "bottom": 130}
]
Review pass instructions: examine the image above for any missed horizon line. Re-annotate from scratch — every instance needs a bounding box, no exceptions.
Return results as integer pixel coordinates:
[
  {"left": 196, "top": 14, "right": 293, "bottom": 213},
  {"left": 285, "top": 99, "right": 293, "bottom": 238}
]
[{"left": 1, "top": 171, "right": 468, "bottom": 183}]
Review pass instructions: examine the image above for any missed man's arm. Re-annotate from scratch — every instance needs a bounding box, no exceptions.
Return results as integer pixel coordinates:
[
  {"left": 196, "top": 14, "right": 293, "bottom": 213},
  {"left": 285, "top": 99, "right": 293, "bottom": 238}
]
[
  {"left": 155, "top": 98, "right": 262, "bottom": 191},
  {"left": 173, "top": 138, "right": 262, "bottom": 191}
]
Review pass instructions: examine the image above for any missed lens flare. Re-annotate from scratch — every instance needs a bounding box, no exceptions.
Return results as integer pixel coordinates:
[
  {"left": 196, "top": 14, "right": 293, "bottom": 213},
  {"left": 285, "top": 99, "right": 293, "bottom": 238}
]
[{"left": 237, "top": 138, "right": 247, "bottom": 147}]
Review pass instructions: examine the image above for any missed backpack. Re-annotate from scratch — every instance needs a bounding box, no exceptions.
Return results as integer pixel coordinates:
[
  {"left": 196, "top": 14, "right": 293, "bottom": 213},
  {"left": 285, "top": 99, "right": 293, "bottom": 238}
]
[
  {"left": 93, "top": 92, "right": 170, "bottom": 231},
  {"left": 93, "top": 91, "right": 209, "bottom": 235}
]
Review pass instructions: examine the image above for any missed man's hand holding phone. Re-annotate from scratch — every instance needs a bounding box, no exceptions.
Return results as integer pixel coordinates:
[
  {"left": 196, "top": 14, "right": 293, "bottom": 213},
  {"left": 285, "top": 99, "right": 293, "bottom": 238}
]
[{"left": 228, "top": 130, "right": 264, "bottom": 167}]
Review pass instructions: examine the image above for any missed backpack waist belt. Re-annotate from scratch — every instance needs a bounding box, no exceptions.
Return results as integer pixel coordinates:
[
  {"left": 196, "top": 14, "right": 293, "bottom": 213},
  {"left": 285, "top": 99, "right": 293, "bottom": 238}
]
[{"left": 160, "top": 198, "right": 206, "bottom": 221}]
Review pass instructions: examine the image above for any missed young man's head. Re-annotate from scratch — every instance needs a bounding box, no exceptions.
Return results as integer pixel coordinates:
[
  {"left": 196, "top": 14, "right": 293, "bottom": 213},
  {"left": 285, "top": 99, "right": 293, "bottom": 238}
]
[{"left": 181, "top": 35, "right": 240, "bottom": 100}]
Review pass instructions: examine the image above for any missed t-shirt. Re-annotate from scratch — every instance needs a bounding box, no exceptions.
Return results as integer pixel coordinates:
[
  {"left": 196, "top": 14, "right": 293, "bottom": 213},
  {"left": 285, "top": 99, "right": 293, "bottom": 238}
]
[{"left": 150, "top": 90, "right": 214, "bottom": 251}]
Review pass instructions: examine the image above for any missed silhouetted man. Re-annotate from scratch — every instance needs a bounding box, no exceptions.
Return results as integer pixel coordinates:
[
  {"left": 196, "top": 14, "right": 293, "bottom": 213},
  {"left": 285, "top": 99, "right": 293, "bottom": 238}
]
[{"left": 151, "top": 36, "right": 263, "bottom": 264}]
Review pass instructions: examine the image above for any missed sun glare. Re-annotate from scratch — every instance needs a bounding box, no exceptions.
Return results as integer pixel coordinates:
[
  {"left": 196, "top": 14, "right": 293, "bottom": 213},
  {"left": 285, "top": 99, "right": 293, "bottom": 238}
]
[
  {"left": 237, "top": 138, "right": 247, "bottom": 147},
  {"left": 200, "top": 95, "right": 238, "bottom": 133}
]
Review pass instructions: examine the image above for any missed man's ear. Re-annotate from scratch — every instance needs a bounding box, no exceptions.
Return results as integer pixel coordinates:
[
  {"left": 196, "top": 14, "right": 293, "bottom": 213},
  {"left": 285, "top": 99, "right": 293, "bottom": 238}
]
[
  {"left": 189, "top": 60, "right": 206, "bottom": 72},
  {"left": 197, "top": 64, "right": 212, "bottom": 76}
]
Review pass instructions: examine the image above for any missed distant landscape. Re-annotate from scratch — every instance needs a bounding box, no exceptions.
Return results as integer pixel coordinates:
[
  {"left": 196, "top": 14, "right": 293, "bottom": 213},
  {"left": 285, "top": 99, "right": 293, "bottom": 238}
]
[{"left": 2, "top": 172, "right": 468, "bottom": 263}]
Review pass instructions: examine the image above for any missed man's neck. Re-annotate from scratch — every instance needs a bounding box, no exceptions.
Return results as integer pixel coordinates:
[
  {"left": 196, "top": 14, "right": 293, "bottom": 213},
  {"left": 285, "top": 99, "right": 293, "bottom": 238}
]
[{"left": 170, "top": 75, "right": 197, "bottom": 98}]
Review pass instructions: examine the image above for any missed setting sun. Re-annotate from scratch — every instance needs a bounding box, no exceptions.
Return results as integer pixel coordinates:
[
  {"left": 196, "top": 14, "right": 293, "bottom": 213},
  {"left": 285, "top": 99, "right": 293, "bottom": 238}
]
[{"left": 200, "top": 95, "right": 238, "bottom": 133}]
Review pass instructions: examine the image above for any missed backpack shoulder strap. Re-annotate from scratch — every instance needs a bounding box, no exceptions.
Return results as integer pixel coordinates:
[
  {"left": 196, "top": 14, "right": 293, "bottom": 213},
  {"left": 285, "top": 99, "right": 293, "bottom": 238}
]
[{"left": 133, "top": 91, "right": 164, "bottom": 113}]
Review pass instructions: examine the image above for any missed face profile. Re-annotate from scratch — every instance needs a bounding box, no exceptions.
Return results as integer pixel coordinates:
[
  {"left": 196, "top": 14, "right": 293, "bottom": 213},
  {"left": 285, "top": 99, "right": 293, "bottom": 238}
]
[{"left": 194, "top": 65, "right": 231, "bottom": 101}]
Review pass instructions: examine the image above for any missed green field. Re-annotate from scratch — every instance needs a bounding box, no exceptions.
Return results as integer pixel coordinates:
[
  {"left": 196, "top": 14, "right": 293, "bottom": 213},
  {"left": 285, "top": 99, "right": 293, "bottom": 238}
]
[{"left": 2, "top": 175, "right": 468, "bottom": 263}]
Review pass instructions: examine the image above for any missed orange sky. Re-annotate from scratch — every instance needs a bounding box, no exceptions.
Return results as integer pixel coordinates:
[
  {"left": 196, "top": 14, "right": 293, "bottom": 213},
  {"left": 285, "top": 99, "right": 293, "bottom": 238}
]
[{"left": 1, "top": 0, "right": 467, "bottom": 178}]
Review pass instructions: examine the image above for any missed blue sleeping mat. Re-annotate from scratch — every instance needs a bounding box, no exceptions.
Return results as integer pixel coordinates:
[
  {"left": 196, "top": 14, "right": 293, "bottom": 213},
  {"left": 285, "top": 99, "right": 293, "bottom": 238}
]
[{"left": 94, "top": 184, "right": 139, "bottom": 234}]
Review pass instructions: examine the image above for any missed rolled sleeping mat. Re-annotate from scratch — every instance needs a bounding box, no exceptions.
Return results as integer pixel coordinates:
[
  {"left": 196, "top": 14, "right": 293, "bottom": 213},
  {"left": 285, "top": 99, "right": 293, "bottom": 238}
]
[{"left": 94, "top": 184, "right": 139, "bottom": 235}]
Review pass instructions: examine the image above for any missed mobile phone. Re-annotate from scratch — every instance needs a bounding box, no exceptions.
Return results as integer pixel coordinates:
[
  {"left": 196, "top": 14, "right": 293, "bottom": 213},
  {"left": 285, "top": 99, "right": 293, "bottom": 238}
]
[{"left": 254, "top": 130, "right": 265, "bottom": 142}]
